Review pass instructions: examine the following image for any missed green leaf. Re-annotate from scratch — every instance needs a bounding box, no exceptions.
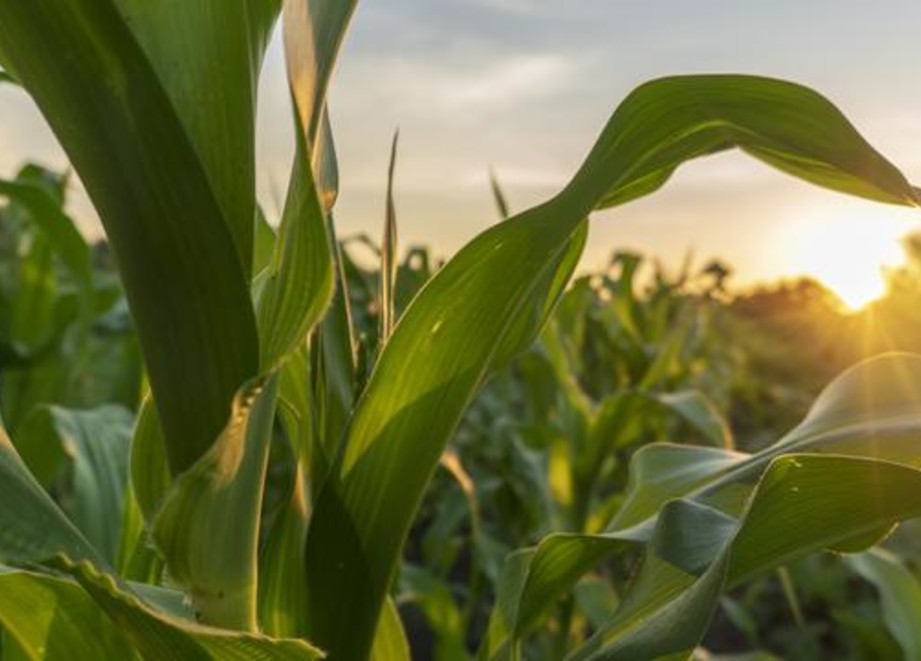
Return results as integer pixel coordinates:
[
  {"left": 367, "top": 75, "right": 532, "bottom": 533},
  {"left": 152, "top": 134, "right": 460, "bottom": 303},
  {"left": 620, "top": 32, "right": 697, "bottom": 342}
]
[
  {"left": 282, "top": 0, "right": 358, "bottom": 149},
  {"left": 8, "top": 229, "right": 57, "bottom": 355},
  {"left": 609, "top": 444, "right": 747, "bottom": 532},
  {"left": 571, "top": 455, "right": 921, "bottom": 659},
  {"left": 0, "top": 0, "right": 261, "bottom": 475},
  {"left": 370, "top": 598, "right": 411, "bottom": 661},
  {"left": 573, "top": 76, "right": 919, "bottom": 209},
  {"left": 65, "top": 558, "right": 324, "bottom": 661},
  {"left": 255, "top": 122, "right": 333, "bottom": 369},
  {"left": 587, "top": 388, "right": 734, "bottom": 477},
  {"left": 0, "top": 178, "right": 91, "bottom": 295},
  {"left": 489, "top": 169, "right": 511, "bottom": 219},
  {"left": 481, "top": 354, "right": 921, "bottom": 657},
  {"left": 303, "top": 75, "right": 918, "bottom": 659},
  {"left": 15, "top": 405, "right": 134, "bottom": 565},
  {"left": 400, "top": 566, "right": 467, "bottom": 661},
  {"left": 116, "top": 484, "right": 163, "bottom": 584},
  {"left": 111, "top": 0, "right": 280, "bottom": 276},
  {"left": 152, "top": 377, "right": 279, "bottom": 631},
  {"left": 0, "top": 416, "right": 322, "bottom": 658},
  {"left": 613, "top": 352, "right": 921, "bottom": 531},
  {"left": 258, "top": 468, "right": 309, "bottom": 638},
  {"left": 0, "top": 566, "right": 138, "bottom": 660},
  {"left": 129, "top": 398, "right": 172, "bottom": 527},
  {"left": 305, "top": 209, "right": 587, "bottom": 657},
  {"left": 846, "top": 548, "right": 921, "bottom": 661},
  {"left": 654, "top": 391, "right": 733, "bottom": 448},
  {"left": 0, "top": 421, "right": 103, "bottom": 568},
  {"left": 380, "top": 131, "right": 400, "bottom": 346}
]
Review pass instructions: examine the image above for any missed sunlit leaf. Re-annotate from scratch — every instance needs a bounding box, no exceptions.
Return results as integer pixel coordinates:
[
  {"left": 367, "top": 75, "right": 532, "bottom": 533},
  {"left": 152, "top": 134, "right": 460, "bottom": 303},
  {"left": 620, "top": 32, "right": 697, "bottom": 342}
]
[
  {"left": 152, "top": 377, "right": 279, "bottom": 631},
  {"left": 481, "top": 354, "right": 921, "bottom": 658},
  {"left": 303, "top": 75, "right": 918, "bottom": 659}
]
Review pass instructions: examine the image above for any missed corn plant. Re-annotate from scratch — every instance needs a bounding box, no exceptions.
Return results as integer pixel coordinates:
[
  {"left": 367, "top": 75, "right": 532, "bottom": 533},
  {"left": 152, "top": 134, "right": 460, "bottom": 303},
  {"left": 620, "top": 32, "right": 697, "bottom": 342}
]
[
  {"left": 398, "top": 252, "right": 736, "bottom": 654},
  {"left": 1, "top": 2, "right": 921, "bottom": 660}
]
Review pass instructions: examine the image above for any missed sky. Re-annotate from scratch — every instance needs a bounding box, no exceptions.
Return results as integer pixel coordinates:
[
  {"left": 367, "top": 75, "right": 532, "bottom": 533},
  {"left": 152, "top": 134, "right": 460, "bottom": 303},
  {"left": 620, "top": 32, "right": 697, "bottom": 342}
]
[{"left": 2, "top": 1, "right": 921, "bottom": 307}]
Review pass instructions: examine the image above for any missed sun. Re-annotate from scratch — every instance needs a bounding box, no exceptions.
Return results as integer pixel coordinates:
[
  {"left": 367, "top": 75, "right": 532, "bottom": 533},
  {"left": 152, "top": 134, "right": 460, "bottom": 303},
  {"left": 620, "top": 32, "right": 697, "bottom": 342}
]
[{"left": 785, "top": 208, "right": 913, "bottom": 312}]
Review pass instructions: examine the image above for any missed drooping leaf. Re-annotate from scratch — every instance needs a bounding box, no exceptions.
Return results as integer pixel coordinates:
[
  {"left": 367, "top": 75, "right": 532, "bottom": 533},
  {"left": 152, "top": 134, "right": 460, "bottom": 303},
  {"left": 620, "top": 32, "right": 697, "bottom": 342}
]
[
  {"left": 613, "top": 353, "right": 921, "bottom": 531},
  {"left": 481, "top": 354, "right": 921, "bottom": 657},
  {"left": 66, "top": 558, "right": 324, "bottom": 660},
  {"left": 303, "top": 76, "right": 919, "bottom": 659}
]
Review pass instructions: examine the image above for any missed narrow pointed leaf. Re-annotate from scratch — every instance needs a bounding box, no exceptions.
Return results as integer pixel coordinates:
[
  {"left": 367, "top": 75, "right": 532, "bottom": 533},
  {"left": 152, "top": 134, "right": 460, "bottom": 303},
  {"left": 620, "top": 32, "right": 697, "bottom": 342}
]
[
  {"left": 256, "top": 125, "right": 333, "bottom": 369},
  {"left": 380, "top": 131, "right": 400, "bottom": 346},
  {"left": 370, "top": 598, "right": 410, "bottom": 661}
]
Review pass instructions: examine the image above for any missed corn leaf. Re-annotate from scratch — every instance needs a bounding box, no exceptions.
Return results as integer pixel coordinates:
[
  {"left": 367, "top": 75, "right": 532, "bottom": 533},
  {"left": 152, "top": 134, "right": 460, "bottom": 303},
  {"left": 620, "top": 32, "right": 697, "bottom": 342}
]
[
  {"left": 129, "top": 398, "right": 171, "bottom": 528},
  {"left": 846, "top": 548, "right": 921, "bottom": 661},
  {"left": 570, "top": 455, "right": 921, "bottom": 660},
  {"left": 380, "top": 131, "right": 400, "bottom": 346},
  {"left": 111, "top": 0, "right": 280, "bottom": 276},
  {"left": 0, "top": 0, "right": 262, "bottom": 475},
  {"left": 255, "top": 119, "right": 334, "bottom": 369},
  {"left": 152, "top": 377, "right": 279, "bottom": 631},
  {"left": 116, "top": 484, "right": 163, "bottom": 584},
  {"left": 302, "top": 75, "right": 919, "bottom": 658},
  {"left": 0, "top": 567, "right": 138, "bottom": 660},
  {"left": 0, "top": 418, "right": 322, "bottom": 658},
  {"left": 370, "top": 598, "right": 411, "bottom": 661},
  {"left": 481, "top": 353, "right": 921, "bottom": 657},
  {"left": 259, "top": 468, "right": 310, "bottom": 638},
  {"left": 15, "top": 405, "right": 133, "bottom": 566},
  {"left": 0, "top": 178, "right": 91, "bottom": 296},
  {"left": 0, "top": 421, "right": 103, "bottom": 568},
  {"left": 65, "top": 558, "right": 324, "bottom": 661}
]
